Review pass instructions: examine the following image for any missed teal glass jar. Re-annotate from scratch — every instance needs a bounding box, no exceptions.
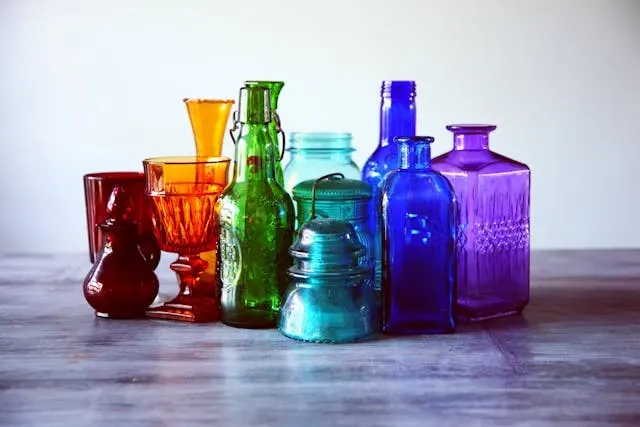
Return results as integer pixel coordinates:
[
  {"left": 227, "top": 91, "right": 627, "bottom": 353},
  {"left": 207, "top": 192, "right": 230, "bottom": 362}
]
[
  {"left": 283, "top": 132, "right": 361, "bottom": 195},
  {"left": 291, "top": 173, "right": 374, "bottom": 275},
  {"left": 292, "top": 174, "right": 379, "bottom": 328}
]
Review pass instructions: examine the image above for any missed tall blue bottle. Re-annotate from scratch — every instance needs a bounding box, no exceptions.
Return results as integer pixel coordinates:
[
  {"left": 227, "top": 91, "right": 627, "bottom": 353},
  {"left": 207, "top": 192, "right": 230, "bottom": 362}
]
[
  {"left": 381, "top": 136, "right": 456, "bottom": 334},
  {"left": 362, "top": 80, "right": 417, "bottom": 294}
]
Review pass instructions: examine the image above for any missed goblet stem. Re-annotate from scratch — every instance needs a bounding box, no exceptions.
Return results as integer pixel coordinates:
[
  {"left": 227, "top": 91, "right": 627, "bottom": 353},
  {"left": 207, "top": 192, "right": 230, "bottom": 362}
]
[
  {"left": 171, "top": 254, "right": 208, "bottom": 297},
  {"left": 145, "top": 253, "right": 219, "bottom": 323}
]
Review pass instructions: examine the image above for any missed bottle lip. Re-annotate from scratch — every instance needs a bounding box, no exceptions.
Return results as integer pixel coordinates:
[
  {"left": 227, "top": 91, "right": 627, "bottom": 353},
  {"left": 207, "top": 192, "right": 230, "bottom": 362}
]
[
  {"left": 84, "top": 171, "right": 144, "bottom": 182},
  {"left": 244, "top": 80, "right": 284, "bottom": 87},
  {"left": 394, "top": 136, "right": 435, "bottom": 144},
  {"left": 446, "top": 124, "right": 497, "bottom": 133},
  {"left": 381, "top": 80, "right": 416, "bottom": 98},
  {"left": 288, "top": 132, "right": 354, "bottom": 151}
]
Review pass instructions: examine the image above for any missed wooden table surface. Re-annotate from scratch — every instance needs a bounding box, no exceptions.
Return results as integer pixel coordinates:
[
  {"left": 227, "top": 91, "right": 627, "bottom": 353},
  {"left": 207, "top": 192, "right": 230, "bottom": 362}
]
[{"left": 1, "top": 250, "right": 639, "bottom": 427}]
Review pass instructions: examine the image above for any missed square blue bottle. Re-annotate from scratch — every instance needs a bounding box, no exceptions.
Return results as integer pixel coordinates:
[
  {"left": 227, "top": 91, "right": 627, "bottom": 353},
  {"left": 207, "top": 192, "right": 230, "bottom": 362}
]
[{"left": 381, "top": 136, "right": 456, "bottom": 334}]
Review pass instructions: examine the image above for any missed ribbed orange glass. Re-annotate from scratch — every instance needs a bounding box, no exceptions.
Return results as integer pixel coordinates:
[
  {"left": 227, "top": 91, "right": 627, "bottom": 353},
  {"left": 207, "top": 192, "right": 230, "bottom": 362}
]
[{"left": 143, "top": 156, "right": 231, "bottom": 323}]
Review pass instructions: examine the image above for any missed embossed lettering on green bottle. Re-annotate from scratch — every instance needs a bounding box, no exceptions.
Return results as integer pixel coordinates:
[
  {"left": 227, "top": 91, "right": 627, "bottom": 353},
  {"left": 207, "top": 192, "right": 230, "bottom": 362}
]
[{"left": 216, "top": 86, "right": 295, "bottom": 328}]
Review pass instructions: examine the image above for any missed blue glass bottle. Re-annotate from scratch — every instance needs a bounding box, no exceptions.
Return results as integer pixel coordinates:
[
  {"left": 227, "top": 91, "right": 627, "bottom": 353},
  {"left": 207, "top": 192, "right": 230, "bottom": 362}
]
[
  {"left": 381, "top": 136, "right": 456, "bottom": 334},
  {"left": 362, "top": 81, "right": 417, "bottom": 294}
]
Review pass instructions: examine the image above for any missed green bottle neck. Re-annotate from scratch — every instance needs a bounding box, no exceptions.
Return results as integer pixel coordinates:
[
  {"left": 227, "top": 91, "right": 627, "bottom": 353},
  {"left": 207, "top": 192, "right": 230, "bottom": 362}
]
[
  {"left": 244, "top": 81, "right": 283, "bottom": 111},
  {"left": 234, "top": 123, "right": 277, "bottom": 183}
]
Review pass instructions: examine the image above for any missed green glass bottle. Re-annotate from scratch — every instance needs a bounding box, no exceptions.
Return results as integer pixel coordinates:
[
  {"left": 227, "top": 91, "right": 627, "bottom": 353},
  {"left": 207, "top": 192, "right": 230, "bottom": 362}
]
[
  {"left": 244, "top": 80, "right": 285, "bottom": 186},
  {"left": 216, "top": 86, "right": 295, "bottom": 328}
]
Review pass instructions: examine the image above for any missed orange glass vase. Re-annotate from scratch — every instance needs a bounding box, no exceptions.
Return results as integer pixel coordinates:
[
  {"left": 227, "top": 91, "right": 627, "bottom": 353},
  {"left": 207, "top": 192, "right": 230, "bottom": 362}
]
[
  {"left": 143, "top": 156, "right": 231, "bottom": 322},
  {"left": 184, "top": 98, "right": 234, "bottom": 157},
  {"left": 183, "top": 98, "right": 235, "bottom": 297}
]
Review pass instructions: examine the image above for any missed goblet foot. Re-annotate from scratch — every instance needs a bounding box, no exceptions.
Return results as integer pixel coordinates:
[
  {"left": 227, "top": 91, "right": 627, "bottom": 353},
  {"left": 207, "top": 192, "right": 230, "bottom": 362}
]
[
  {"left": 145, "top": 254, "right": 218, "bottom": 323},
  {"left": 146, "top": 294, "right": 219, "bottom": 323}
]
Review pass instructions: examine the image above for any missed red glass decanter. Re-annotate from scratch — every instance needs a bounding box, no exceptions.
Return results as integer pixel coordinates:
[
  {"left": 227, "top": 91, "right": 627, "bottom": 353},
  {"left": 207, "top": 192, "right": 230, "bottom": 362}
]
[{"left": 82, "top": 185, "right": 160, "bottom": 319}]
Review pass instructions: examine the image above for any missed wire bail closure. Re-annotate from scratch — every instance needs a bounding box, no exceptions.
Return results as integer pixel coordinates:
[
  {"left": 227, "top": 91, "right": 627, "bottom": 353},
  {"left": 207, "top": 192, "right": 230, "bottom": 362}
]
[
  {"left": 229, "top": 110, "right": 240, "bottom": 144},
  {"left": 310, "top": 173, "right": 345, "bottom": 220},
  {"left": 273, "top": 111, "right": 286, "bottom": 161},
  {"left": 229, "top": 110, "right": 285, "bottom": 162}
]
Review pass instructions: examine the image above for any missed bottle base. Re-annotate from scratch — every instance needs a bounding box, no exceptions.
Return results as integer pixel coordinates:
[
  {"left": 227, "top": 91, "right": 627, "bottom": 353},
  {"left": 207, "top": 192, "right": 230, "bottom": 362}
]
[
  {"left": 383, "top": 319, "right": 455, "bottom": 335},
  {"left": 383, "top": 327, "right": 455, "bottom": 335},
  {"left": 280, "top": 329, "right": 378, "bottom": 344},
  {"left": 456, "top": 300, "right": 528, "bottom": 323},
  {"left": 221, "top": 311, "right": 278, "bottom": 329}
]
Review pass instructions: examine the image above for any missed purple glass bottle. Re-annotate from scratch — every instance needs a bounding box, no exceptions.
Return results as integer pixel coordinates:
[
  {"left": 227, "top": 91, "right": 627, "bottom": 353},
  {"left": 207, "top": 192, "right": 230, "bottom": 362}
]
[{"left": 432, "top": 124, "right": 531, "bottom": 321}]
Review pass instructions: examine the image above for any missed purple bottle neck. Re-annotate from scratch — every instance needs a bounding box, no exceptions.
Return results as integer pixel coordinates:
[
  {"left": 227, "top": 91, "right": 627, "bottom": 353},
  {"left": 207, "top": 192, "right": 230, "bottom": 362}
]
[
  {"left": 447, "top": 124, "right": 496, "bottom": 151},
  {"left": 379, "top": 81, "right": 417, "bottom": 148}
]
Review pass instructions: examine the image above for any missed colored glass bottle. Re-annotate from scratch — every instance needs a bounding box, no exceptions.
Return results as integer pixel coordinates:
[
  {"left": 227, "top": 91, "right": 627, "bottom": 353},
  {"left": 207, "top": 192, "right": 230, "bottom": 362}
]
[
  {"left": 244, "top": 81, "right": 286, "bottom": 187},
  {"left": 83, "top": 185, "right": 159, "bottom": 319},
  {"left": 184, "top": 98, "right": 235, "bottom": 297},
  {"left": 381, "top": 136, "right": 456, "bottom": 334},
  {"left": 362, "top": 80, "right": 417, "bottom": 293},
  {"left": 432, "top": 124, "right": 531, "bottom": 321},
  {"left": 216, "top": 86, "right": 295, "bottom": 328},
  {"left": 283, "top": 132, "right": 360, "bottom": 196}
]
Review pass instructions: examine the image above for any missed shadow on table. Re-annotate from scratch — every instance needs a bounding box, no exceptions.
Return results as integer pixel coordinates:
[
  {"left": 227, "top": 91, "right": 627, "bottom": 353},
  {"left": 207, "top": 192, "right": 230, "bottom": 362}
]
[
  {"left": 486, "top": 278, "right": 640, "bottom": 332},
  {"left": 462, "top": 277, "right": 640, "bottom": 334}
]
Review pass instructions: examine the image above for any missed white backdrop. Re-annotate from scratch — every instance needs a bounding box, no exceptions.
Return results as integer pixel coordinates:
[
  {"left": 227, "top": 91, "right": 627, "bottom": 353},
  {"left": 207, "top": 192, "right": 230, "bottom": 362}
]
[{"left": 1, "top": 0, "right": 639, "bottom": 253}]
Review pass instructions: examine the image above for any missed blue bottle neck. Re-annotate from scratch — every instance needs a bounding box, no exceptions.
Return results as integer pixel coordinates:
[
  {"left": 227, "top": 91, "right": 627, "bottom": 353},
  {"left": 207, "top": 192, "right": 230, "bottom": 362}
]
[
  {"left": 398, "top": 138, "right": 433, "bottom": 170},
  {"left": 379, "top": 82, "right": 417, "bottom": 148}
]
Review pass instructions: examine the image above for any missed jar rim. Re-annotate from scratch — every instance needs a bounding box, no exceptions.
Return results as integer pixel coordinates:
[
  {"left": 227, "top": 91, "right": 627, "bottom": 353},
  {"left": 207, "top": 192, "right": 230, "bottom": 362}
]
[{"left": 288, "top": 132, "right": 354, "bottom": 151}]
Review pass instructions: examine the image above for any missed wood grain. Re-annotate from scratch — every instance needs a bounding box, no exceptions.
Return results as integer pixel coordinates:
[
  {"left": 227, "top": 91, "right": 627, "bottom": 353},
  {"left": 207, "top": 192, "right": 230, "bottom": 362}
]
[{"left": 0, "top": 250, "right": 639, "bottom": 427}]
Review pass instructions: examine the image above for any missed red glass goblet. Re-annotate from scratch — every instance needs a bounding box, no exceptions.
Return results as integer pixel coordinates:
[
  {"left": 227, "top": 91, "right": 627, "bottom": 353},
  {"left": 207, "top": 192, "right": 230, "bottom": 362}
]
[
  {"left": 83, "top": 172, "right": 161, "bottom": 269},
  {"left": 143, "top": 156, "right": 231, "bottom": 323}
]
